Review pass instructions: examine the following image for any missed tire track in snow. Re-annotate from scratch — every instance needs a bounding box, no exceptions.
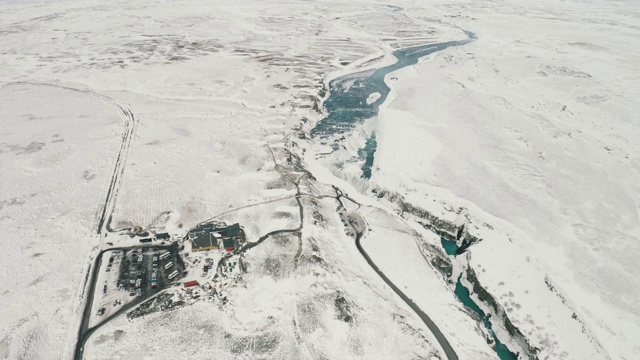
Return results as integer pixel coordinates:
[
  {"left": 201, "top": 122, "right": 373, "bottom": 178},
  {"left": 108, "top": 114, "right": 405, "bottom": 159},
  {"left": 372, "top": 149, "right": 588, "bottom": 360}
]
[
  {"left": 7, "top": 82, "right": 139, "bottom": 360},
  {"left": 9, "top": 81, "right": 137, "bottom": 235}
]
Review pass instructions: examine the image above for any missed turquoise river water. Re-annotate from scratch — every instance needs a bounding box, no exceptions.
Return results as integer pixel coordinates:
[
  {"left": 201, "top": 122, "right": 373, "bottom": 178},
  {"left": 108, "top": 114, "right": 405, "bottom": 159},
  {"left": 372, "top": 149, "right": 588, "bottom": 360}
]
[{"left": 312, "top": 31, "right": 518, "bottom": 359}]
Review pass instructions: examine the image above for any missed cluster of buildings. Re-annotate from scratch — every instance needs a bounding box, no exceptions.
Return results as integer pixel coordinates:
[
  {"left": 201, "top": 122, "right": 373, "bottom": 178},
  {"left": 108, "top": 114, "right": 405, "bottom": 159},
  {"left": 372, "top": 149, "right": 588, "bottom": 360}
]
[{"left": 189, "top": 223, "right": 243, "bottom": 253}]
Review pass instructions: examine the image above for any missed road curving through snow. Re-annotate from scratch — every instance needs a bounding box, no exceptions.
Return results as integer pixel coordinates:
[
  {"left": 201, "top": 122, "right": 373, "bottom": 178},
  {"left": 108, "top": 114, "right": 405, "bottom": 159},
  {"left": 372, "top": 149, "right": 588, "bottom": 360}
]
[
  {"left": 343, "top": 211, "right": 459, "bottom": 360},
  {"left": 307, "top": 31, "right": 479, "bottom": 360}
]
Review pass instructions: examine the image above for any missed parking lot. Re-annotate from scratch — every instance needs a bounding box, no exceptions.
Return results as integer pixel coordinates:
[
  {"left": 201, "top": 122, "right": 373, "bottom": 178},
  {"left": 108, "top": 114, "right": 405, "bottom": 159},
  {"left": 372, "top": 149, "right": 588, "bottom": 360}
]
[{"left": 117, "top": 246, "right": 184, "bottom": 298}]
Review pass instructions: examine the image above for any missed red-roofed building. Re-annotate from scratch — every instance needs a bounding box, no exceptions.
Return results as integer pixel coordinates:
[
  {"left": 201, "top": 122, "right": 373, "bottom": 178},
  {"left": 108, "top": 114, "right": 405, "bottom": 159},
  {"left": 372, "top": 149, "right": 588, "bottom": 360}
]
[
  {"left": 222, "top": 237, "right": 235, "bottom": 252},
  {"left": 183, "top": 280, "right": 199, "bottom": 288}
]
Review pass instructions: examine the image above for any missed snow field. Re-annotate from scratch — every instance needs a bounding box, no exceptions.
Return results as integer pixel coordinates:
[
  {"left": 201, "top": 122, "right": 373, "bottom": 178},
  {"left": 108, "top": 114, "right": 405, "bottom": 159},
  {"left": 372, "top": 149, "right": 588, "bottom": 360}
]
[
  {"left": 367, "top": 0, "right": 640, "bottom": 358},
  {"left": 218, "top": 198, "right": 301, "bottom": 243},
  {"left": 85, "top": 195, "right": 446, "bottom": 359},
  {"left": 3, "top": 0, "right": 636, "bottom": 358},
  {"left": 359, "top": 206, "right": 497, "bottom": 359},
  {"left": 0, "top": 1, "right": 474, "bottom": 357},
  {"left": 0, "top": 83, "right": 125, "bottom": 359}
]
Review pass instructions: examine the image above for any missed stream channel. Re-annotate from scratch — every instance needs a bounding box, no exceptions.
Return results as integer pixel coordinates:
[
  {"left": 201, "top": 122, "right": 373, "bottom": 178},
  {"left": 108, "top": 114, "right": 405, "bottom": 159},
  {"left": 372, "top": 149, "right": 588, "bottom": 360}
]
[
  {"left": 312, "top": 32, "right": 519, "bottom": 359},
  {"left": 442, "top": 239, "right": 519, "bottom": 359}
]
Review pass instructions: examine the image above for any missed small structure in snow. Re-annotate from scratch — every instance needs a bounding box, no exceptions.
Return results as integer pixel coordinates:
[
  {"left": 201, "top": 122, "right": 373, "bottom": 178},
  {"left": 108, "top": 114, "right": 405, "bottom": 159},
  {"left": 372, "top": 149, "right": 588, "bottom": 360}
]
[
  {"left": 183, "top": 280, "right": 199, "bottom": 288},
  {"left": 156, "top": 232, "right": 170, "bottom": 240},
  {"left": 222, "top": 237, "right": 234, "bottom": 252}
]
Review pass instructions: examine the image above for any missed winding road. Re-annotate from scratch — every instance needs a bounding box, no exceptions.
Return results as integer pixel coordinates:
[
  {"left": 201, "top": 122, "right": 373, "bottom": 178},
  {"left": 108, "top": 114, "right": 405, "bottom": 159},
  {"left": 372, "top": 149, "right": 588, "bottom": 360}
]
[
  {"left": 16, "top": 83, "right": 141, "bottom": 360},
  {"left": 8, "top": 82, "right": 144, "bottom": 359},
  {"left": 344, "top": 211, "right": 459, "bottom": 360},
  {"left": 19, "top": 30, "right": 470, "bottom": 360},
  {"left": 74, "top": 92, "right": 136, "bottom": 359},
  {"left": 306, "top": 31, "right": 477, "bottom": 360}
]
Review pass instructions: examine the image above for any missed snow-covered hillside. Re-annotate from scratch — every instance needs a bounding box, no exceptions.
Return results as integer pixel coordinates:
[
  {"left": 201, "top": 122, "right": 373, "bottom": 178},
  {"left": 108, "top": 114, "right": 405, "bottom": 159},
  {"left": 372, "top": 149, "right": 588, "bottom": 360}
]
[
  {"left": 367, "top": 0, "right": 640, "bottom": 358},
  {"left": 1, "top": 0, "right": 638, "bottom": 359},
  {"left": 303, "top": 0, "right": 640, "bottom": 358}
]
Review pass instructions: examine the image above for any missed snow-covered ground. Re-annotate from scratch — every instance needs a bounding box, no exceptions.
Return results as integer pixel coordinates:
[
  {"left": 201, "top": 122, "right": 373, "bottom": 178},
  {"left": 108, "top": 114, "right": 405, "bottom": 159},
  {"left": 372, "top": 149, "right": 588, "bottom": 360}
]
[
  {"left": 0, "top": 83, "right": 123, "bottom": 359},
  {"left": 297, "top": 0, "right": 640, "bottom": 358},
  {"left": 2, "top": 0, "right": 639, "bottom": 358},
  {"left": 358, "top": 206, "right": 496, "bottom": 359},
  {"left": 84, "top": 195, "right": 447, "bottom": 360},
  {"left": 365, "top": 0, "right": 640, "bottom": 358},
  {"left": 216, "top": 198, "right": 301, "bottom": 243},
  {"left": 1, "top": 0, "right": 470, "bottom": 358}
]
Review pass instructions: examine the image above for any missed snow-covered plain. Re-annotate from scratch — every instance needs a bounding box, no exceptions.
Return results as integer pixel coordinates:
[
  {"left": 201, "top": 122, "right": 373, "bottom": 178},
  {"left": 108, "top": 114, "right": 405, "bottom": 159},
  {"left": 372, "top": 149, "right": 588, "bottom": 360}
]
[
  {"left": 0, "top": 84, "right": 123, "bottom": 359},
  {"left": 304, "top": 0, "right": 640, "bottom": 358},
  {"left": 367, "top": 0, "right": 640, "bottom": 358},
  {"left": 1, "top": 0, "right": 476, "bottom": 358},
  {"left": 2, "top": 0, "right": 639, "bottom": 359},
  {"left": 358, "top": 206, "right": 496, "bottom": 359}
]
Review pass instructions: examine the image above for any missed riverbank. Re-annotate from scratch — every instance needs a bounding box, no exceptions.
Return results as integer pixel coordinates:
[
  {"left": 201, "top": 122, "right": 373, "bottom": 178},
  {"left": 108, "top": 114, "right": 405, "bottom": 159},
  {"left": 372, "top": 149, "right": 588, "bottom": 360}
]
[{"left": 301, "top": 0, "right": 640, "bottom": 357}]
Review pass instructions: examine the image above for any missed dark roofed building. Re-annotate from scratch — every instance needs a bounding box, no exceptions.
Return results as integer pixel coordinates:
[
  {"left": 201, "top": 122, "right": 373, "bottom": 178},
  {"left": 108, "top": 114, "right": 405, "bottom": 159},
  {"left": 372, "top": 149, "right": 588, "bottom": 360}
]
[
  {"left": 200, "top": 223, "right": 216, "bottom": 230},
  {"left": 188, "top": 230, "right": 204, "bottom": 240},
  {"left": 215, "top": 223, "right": 242, "bottom": 238},
  {"left": 188, "top": 222, "right": 221, "bottom": 239},
  {"left": 227, "top": 223, "right": 242, "bottom": 237},
  {"left": 191, "top": 232, "right": 219, "bottom": 252},
  {"left": 156, "top": 232, "right": 171, "bottom": 240}
]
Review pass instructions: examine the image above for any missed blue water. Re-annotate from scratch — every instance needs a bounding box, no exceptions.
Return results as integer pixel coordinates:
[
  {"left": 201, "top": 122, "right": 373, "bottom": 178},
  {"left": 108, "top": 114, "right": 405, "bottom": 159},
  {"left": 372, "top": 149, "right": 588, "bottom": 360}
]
[
  {"left": 455, "top": 275, "right": 519, "bottom": 360},
  {"left": 311, "top": 32, "right": 517, "bottom": 358},
  {"left": 440, "top": 238, "right": 518, "bottom": 359},
  {"left": 311, "top": 31, "right": 476, "bottom": 138},
  {"left": 440, "top": 237, "right": 458, "bottom": 256},
  {"left": 358, "top": 133, "right": 377, "bottom": 179}
]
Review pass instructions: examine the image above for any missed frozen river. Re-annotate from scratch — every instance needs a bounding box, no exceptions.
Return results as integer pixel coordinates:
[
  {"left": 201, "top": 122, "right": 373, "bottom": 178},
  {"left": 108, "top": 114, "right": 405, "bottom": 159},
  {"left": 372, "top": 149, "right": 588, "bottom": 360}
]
[
  {"left": 311, "top": 31, "right": 475, "bottom": 138},
  {"left": 312, "top": 31, "right": 519, "bottom": 359}
]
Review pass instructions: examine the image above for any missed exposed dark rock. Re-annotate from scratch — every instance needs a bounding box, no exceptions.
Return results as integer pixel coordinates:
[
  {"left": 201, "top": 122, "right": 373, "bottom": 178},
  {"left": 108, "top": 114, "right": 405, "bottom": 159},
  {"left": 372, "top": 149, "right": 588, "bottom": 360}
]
[
  {"left": 334, "top": 294, "right": 354, "bottom": 324},
  {"left": 374, "top": 189, "right": 462, "bottom": 240},
  {"left": 430, "top": 254, "right": 453, "bottom": 279},
  {"left": 466, "top": 267, "right": 541, "bottom": 358}
]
